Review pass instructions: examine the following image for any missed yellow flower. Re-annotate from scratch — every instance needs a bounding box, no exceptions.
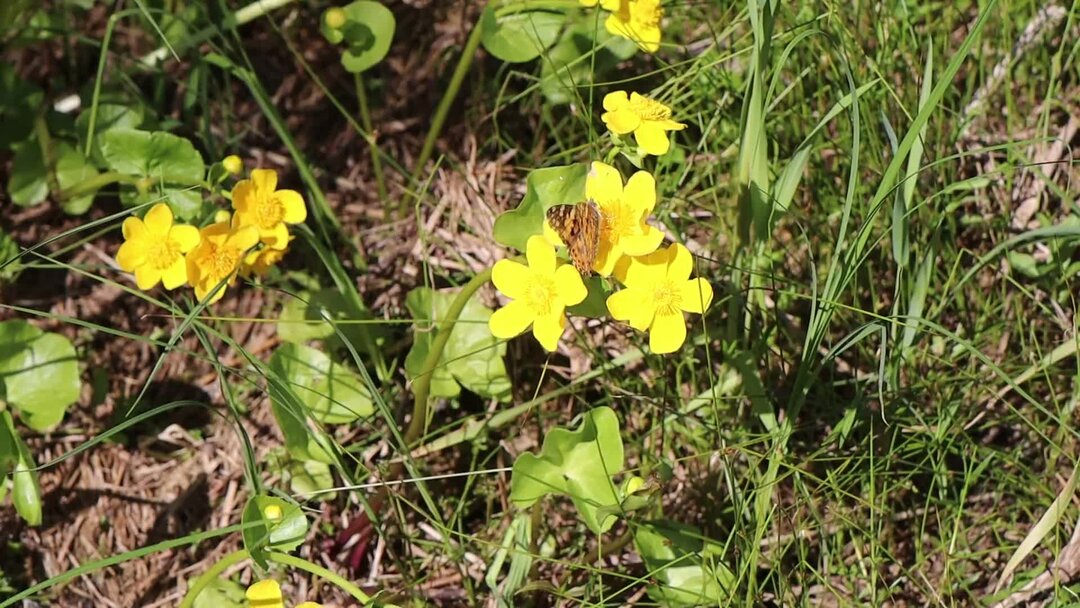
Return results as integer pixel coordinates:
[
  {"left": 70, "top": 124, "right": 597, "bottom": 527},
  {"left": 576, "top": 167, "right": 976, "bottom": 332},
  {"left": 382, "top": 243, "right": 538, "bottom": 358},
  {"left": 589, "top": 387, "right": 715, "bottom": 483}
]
[
  {"left": 185, "top": 220, "right": 260, "bottom": 303},
  {"left": 490, "top": 235, "right": 588, "bottom": 351},
  {"left": 606, "top": 243, "right": 712, "bottom": 354},
  {"left": 245, "top": 579, "right": 322, "bottom": 608},
  {"left": 572, "top": 161, "right": 665, "bottom": 277},
  {"left": 232, "top": 169, "right": 307, "bottom": 250},
  {"left": 116, "top": 203, "right": 200, "bottom": 290},
  {"left": 242, "top": 237, "right": 292, "bottom": 277},
  {"left": 222, "top": 154, "right": 244, "bottom": 175},
  {"left": 604, "top": 0, "right": 663, "bottom": 53},
  {"left": 601, "top": 91, "right": 685, "bottom": 156}
]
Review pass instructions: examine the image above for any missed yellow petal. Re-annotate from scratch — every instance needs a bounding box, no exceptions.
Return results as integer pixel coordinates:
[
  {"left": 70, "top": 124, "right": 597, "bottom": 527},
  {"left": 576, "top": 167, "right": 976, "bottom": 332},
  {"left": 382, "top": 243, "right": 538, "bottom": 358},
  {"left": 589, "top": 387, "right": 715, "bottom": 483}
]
[
  {"left": 121, "top": 216, "right": 146, "bottom": 240},
  {"left": 667, "top": 243, "right": 693, "bottom": 281},
  {"left": 619, "top": 226, "right": 665, "bottom": 257},
  {"left": 649, "top": 311, "right": 687, "bottom": 354},
  {"left": 619, "top": 248, "right": 667, "bottom": 289},
  {"left": 170, "top": 224, "right": 201, "bottom": 253},
  {"left": 196, "top": 279, "right": 228, "bottom": 304},
  {"left": 585, "top": 161, "right": 624, "bottom": 204},
  {"left": 660, "top": 119, "right": 687, "bottom": 131},
  {"left": 531, "top": 310, "right": 565, "bottom": 351},
  {"left": 295, "top": 603, "right": 323, "bottom": 608},
  {"left": 606, "top": 288, "right": 641, "bottom": 322},
  {"left": 594, "top": 239, "right": 623, "bottom": 278},
  {"left": 246, "top": 579, "right": 285, "bottom": 608},
  {"left": 277, "top": 189, "right": 307, "bottom": 224},
  {"left": 251, "top": 168, "right": 278, "bottom": 194},
  {"left": 231, "top": 178, "right": 255, "bottom": 212},
  {"left": 680, "top": 278, "right": 713, "bottom": 314},
  {"left": 638, "top": 25, "right": 661, "bottom": 53},
  {"left": 143, "top": 203, "right": 173, "bottom": 235},
  {"left": 634, "top": 121, "right": 671, "bottom": 155},
  {"left": 542, "top": 219, "right": 566, "bottom": 247},
  {"left": 230, "top": 225, "right": 261, "bottom": 251},
  {"left": 554, "top": 264, "right": 587, "bottom": 306},
  {"left": 160, "top": 257, "right": 189, "bottom": 290},
  {"left": 492, "top": 259, "right": 530, "bottom": 299},
  {"left": 525, "top": 235, "right": 556, "bottom": 275},
  {"left": 598, "top": 0, "right": 621, "bottom": 9},
  {"left": 601, "top": 108, "right": 640, "bottom": 135},
  {"left": 115, "top": 240, "right": 145, "bottom": 272},
  {"left": 134, "top": 265, "right": 161, "bottom": 290},
  {"left": 602, "top": 90, "right": 630, "bottom": 112},
  {"left": 264, "top": 223, "right": 291, "bottom": 250},
  {"left": 489, "top": 300, "right": 533, "bottom": 339},
  {"left": 622, "top": 171, "right": 657, "bottom": 216}
]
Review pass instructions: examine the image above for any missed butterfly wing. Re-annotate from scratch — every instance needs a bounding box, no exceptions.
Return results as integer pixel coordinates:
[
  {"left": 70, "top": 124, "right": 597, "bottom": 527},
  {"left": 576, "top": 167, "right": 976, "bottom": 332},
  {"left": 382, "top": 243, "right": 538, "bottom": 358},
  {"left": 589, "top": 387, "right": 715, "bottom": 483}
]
[{"left": 546, "top": 202, "right": 601, "bottom": 275}]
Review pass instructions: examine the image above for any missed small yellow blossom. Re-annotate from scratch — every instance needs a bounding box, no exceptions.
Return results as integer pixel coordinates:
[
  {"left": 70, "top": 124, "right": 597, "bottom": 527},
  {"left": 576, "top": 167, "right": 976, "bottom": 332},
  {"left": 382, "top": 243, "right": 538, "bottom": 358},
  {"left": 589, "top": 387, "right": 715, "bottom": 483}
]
[
  {"left": 245, "top": 579, "right": 323, "bottom": 608},
  {"left": 604, "top": 0, "right": 663, "bottom": 53},
  {"left": 243, "top": 237, "right": 292, "bottom": 277},
  {"left": 116, "top": 203, "right": 200, "bottom": 290},
  {"left": 222, "top": 154, "right": 244, "bottom": 175},
  {"left": 546, "top": 161, "right": 664, "bottom": 277},
  {"left": 601, "top": 91, "right": 685, "bottom": 156},
  {"left": 185, "top": 220, "right": 260, "bottom": 303},
  {"left": 323, "top": 7, "right": 347, "bottom": 30},
  {"left": 606, "top": 242, "right": 712, "bottom": 354},
  {"left": 263, "top": 504, "right": 283, "bottom": 521},
  {"left": 490, "top": 235, "right": 588, "bottom": 351},
  {"left": 232, "top": 169, "right": 307, "bottom": 250}
]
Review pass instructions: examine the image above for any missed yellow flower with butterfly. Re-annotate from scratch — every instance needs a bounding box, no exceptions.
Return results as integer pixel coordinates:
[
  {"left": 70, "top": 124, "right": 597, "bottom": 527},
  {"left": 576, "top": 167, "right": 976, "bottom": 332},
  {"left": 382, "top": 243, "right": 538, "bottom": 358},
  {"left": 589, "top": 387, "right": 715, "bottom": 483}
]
[{"left": 544, "top": 161, "right": 665, "bottom": 277}]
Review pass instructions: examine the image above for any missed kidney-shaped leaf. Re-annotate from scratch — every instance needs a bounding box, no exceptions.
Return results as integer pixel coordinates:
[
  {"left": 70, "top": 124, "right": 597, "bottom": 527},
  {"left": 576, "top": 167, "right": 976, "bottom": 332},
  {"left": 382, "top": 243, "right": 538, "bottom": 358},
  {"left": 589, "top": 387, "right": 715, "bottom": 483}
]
[
  {"left": 634, "top": 520, "right": 734, "bottom": 606},
  {"left": 405, "top": 286, "right": 511, "bottom": 401},
  {"left": 493, "top": 163, "right": 587, "bottom": 252},
  {"left": 0, "top": 320, "right": 80, "bottom": 431},
  {"left": 510, "top": 406, "right": 623, "bottom": 533},
  {"left": 481, "top": 6, "right": 565, "bottom": 63},
  {"left": 99, "top": 129, "right": 203, "bottom": 183},
  {"left": 269, "top": 343, "right": 374, "bottom": 424},
  {"left": 338, "top": 1, "right": 395, "bottom": 73}
]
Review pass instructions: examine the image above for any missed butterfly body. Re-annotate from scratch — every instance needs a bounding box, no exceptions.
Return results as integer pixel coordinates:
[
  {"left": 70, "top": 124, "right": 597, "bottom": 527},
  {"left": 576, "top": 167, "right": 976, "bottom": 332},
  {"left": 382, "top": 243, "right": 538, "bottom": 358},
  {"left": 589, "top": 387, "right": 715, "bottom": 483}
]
[{"left": 546, "top": 201, "right": 601, "bottom": 275}]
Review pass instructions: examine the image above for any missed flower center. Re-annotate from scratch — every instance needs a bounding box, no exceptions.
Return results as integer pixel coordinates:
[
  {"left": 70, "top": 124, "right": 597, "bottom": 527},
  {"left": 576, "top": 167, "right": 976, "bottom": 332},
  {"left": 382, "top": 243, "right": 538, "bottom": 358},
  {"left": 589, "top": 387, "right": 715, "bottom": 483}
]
[
  {"left": 201, "top": 242, "right": 244, "bottom": 281},
  {"left": 601, "top": 202, "right": 637, "bottom": 242},
  {"left": 524, "top": 275, "right": 558, "bottom": 316},
  {"left": 629, "top": 95, "right": 671, "bottom": 121},
  {"left": 255, "top": 195, "right": 286, "bottom": 229},
  {"left": 146, "top": 239, "right": 182, "bottom": 270},
  {"left": 653, "top": 279, "right": 682, "bottom": 316}
]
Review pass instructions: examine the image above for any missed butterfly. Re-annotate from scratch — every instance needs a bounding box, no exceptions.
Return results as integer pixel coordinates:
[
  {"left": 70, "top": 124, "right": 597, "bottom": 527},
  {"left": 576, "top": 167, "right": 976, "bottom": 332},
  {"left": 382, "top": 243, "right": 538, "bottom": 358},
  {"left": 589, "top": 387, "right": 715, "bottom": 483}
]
[{"left": 546, "top": 201, "right": 601, "bottom": 275}]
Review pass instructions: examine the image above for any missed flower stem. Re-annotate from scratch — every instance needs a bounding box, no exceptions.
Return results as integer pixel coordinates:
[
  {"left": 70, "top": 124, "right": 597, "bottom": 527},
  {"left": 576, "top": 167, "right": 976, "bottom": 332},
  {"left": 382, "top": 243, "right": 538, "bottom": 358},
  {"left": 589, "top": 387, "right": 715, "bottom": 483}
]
[
  {"left": 268, "top": 551, "right": 373, "bottom": 604},
  {"left": 405, "top": 11, "right": 486, "bottom": 211},
  {"left": 178, "top": 549, "right": 249, "bottom": 608},
  {"left": 354, "top": 73, "right": 388, "bottom": 207}
]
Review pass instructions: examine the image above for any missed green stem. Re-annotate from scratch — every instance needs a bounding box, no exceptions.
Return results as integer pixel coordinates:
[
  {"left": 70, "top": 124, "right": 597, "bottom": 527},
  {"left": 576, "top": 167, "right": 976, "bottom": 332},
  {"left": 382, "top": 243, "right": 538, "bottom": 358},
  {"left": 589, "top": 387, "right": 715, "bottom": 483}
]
[
  {"left": 407, "top": 267, "right": 493, "bottom": 445},
  {"left": 355, "top": 73, "right": 388, "bottom": 205},
  {"left": 33, "top": 113, "right": 59, "bottom": 196},
  {"left": 406, "top": 10, "right": 486, "bottom": 206},
  {"left": 178, "top": 549, "right": 249, "bottom": 608},
  {"left": 268, "top": 551, "right": 373, "bottom": 604}
]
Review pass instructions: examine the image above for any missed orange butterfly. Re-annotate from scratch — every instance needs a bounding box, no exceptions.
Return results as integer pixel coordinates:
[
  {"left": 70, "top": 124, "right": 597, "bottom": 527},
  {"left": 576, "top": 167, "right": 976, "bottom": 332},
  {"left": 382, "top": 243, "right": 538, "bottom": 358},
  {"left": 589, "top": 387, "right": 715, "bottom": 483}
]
[{"left": 546, "top": 201, "right": 601, "bottom": 275}]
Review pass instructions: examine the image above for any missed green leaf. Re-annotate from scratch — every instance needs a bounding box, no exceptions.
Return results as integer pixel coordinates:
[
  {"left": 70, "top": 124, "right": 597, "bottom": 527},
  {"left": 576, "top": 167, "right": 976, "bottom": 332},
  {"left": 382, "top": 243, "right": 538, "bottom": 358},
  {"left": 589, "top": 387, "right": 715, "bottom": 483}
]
[
  {"left": 192, "top": 576, "right": 246, "bottom": 608},
  {"left": 338, "top": 1, "right": 395, "bottom": 73},
  {"left": 510, "top": 407, "right": 623, "bottom": 533},
  {"left": 241, "top": 495, "right": 308, "bottom": 568},
  {"left": 481, "top": 6, "right": 564, "bottom": 63},
  {"left": 98, "top": 129, "right": 204, "bottom": 219},
  {"left": 0, "top": 64, "right": 41, "bottom": 149},
  {"left": 8, "top": 140, "right": 47, "bottom": 207},
  {"left": 3, "top": 411, "right": 41, "bottom": 526},
  {"left": 0, "top": 228, "right": 22, "bottom": 284},
  {"left": 55, "top": 142, "right": 98, "bottom": 215},
  {"left": 493, "top": 164, "right": 588, "bottom": 252},
  {"left": 0, "top": 320, "right": 80, "bottom": 431},
  {"left": 277, "top": 288, "right": 383, "bottom": 353},
  {"left": 634, "top": 520, "right": 734, "bottom": 606},
  {"left": 269, "top": 343, "right": 373, "bottom": 424},
  {"left": 76, "top": 103, "right": 145, "bottom": 164},
  {"left": 286, "top": 458, "right": 337, "bottom": 501},
  {"left": 539, "top": 17, "right": 633, "bottom": 105},
  {"left": 405, "top": 287, "right": 511, "bottom": 401}
]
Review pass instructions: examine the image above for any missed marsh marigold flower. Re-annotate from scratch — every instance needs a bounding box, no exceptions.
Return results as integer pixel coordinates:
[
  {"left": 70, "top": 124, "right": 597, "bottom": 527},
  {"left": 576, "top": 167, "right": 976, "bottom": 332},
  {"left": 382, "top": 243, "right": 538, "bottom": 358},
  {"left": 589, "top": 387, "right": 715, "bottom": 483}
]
[
  {"left": 116, "top": 203, "right": 200, "bottom": 290},
  {"left": 546, "top": 161, "right": 664, "bottom": 277},
  {"left": 490, "top": 235, "right": 588, "bottom": 351},
  {"left": 606, "top": 243, "right": 712, "bottom": 354},
  {"left": 242, "top": 237, "right": 292, "bottom": 277},
  {"left": 185, "top": 219, "right": 259, "bottom": 303},
  {"left": 597, "top": 0, "right": 663, "bottom": 53},
  {"left": 602, "top": 91, "right": 685, "bottom": 156},
  {"left": 232, "top": 169, "right": 307, "bottom": 250},
  {"left": 245, "top": 579, "right": 322, "bottom": 608}
]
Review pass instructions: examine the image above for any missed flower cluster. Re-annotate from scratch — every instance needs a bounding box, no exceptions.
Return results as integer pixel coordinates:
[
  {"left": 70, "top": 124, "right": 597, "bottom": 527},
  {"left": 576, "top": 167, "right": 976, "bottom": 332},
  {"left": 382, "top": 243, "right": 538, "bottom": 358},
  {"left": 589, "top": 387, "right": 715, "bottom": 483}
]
[
  {"left": 581, "top": 0, "right": 665, "bottom": 53},
  {"left": 116, "top": 166, "right": 306, "bottom": 303},
  {"left": 491, "top": 90, "right": 711, "bottom": 354}
]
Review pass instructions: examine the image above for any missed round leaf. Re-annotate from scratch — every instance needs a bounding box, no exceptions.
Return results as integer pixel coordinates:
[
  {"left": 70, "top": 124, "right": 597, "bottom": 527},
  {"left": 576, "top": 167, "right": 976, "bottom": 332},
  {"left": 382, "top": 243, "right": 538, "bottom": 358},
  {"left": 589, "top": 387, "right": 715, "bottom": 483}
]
[
  {"left": 8, "top": 140, "right": 47, "bottom": 207},
  {"left": 493, "top": 163, "right": 588, "bottom": 252},
  {"left": 0, "top": 320, "right": 80, "bottom": 431},
  {"left": 268, "top": 343, "right": 374, "bottom": 424},
  {"left": 55, "top": 142, "right": 98, "bottom": 215},
  {"left": 481, "top": 6, "right": 565, "bottom": 63},
  {"left": 338, "top": 1, "right": 395, "bottom": 73}
]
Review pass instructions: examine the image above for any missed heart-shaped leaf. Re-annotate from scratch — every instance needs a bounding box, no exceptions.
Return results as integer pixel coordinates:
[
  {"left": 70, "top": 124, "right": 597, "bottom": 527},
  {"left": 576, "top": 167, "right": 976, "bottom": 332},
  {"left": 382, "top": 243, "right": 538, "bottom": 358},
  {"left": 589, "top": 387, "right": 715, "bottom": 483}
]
[
  {"left": 634, "top": 520, "right": 734, "bottom": 605},
  {"left": 405, "top": 286, "right": 511, "bottom": 401},
  {"left": 338, "top": 1, "right": 395, "bottom": 73},
  {"left": 0, "top": 320, "right": 80, "bottom": 431},
  {"left": 510, "top": 407, "right": 623, "bottom": 533},
  {"left": 481, "top": 6, "right": 565, "bottom": 63},
  {"left": 493, "top": 163, "right": 587, "bottom": 252},
  {"left": 99, "top": 129, "right": 205, "bottom": 219},
  {"left": 269, "top": 343, "right": 374, "bottom": 424}
]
